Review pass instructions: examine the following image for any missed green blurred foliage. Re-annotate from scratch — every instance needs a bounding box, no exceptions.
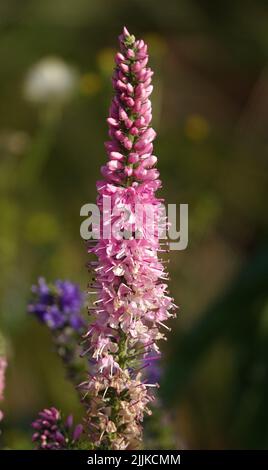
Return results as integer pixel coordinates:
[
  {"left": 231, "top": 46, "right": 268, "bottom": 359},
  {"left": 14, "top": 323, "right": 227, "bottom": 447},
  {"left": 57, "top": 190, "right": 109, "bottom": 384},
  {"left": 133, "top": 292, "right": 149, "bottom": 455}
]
[{"left": 0, "top": 0, "right": 268, "bottom": 449}]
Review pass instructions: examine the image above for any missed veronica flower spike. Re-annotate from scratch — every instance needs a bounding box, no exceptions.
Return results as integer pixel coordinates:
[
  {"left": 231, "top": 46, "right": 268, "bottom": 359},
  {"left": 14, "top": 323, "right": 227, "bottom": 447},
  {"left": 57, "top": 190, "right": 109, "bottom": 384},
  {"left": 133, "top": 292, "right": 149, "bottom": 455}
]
[
  {"left": 28, "top": 278, "right": 86, "bottom": 385},
  {"left": 0, "top": 356, "right": 7, "bottom": 427},
  {"left": 83, "top": 27, "right": 176, "bottom": 450},
  {"left": 32, "top": 407, "right": 83, "bottom": 450}
]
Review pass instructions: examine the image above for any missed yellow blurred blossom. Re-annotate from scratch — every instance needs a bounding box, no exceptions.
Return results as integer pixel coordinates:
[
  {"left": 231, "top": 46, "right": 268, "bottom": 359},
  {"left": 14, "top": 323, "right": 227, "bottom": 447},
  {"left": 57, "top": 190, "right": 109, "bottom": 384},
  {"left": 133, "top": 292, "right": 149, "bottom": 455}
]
[
  {"left": 185, "top": 114, "right": 210, "bottom": 141},
  {"left": 80, "top": 72, "right": 102, "bottom": 95}
]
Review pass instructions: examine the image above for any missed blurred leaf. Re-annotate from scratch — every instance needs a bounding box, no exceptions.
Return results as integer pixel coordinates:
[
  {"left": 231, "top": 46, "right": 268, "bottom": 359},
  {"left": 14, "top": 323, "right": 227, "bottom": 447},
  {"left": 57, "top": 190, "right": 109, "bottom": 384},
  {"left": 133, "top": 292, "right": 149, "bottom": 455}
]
[{"left": 163, "top": 245, "right": 268, "bottom": 403}]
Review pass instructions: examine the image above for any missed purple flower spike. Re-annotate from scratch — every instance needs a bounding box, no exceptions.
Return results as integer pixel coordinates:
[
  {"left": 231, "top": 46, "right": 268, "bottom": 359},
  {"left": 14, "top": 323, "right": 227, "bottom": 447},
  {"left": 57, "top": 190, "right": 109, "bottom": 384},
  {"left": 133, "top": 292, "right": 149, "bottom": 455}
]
[
  {"left": 32, "top": 407, "right": 83, "bottom": 450},
  {"left": 28, "top": 278, "right": 84, "bottom": 332},
  {"left": 32, "top": 407, "right": 65, "bottom": 450},
  {"left": 28, "top": 278, "right": 87, "bottom": 388}
]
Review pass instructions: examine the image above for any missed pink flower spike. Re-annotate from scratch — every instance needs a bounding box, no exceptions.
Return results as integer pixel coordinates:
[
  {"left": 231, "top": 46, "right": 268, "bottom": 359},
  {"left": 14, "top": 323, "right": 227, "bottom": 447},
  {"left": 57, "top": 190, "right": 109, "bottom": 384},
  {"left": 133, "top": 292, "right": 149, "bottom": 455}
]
[
  {"left": 83, "top": 28, "right": 175, "bottom": 451},
  {"left": 0, "top": 355, "right": 7, "bottom": 426}
]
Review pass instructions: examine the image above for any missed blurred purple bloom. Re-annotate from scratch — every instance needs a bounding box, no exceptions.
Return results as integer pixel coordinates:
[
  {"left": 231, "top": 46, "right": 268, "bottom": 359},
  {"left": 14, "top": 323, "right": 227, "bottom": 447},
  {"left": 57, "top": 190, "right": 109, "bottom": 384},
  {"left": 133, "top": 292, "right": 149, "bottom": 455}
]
[
  {"left": 32, "top": 407, "right": 83, "bottom": 450},
  {"left": 143, "top": 357, "right": 162, "bottom": 384},
  {"left": 28, "top": 278, "right": 84, "bottom": 331},
  {"left": 32, "top": 407, "right": 65, "bottom": 449},
  {"left": 65, "top": 414, "right": 73, "bottom": 429},
  {"left": 73, "top": 424, "right": 83, "bottom": 442},
  {"left": 55, "top": 280, "right": 83, "bottom": 316}
]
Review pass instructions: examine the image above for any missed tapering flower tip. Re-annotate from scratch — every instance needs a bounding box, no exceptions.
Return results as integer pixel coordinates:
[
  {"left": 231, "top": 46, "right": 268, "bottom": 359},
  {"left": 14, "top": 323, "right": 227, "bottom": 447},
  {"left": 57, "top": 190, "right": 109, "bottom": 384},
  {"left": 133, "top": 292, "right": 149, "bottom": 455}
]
[
  {"left": 119, "top": 26, "right": 135, "bottom": 47},
  {"left": 123, "top": 26, "right": 130, "bottom": 37},
  {"left": 28, "top": 278, "right": 85, "bottom": 331},
  {"left": 32, "top": 407, "right": 83, "bottom": 449},
  {"left": 102, "top": 28, "right": 159, "bottom": 186}
]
